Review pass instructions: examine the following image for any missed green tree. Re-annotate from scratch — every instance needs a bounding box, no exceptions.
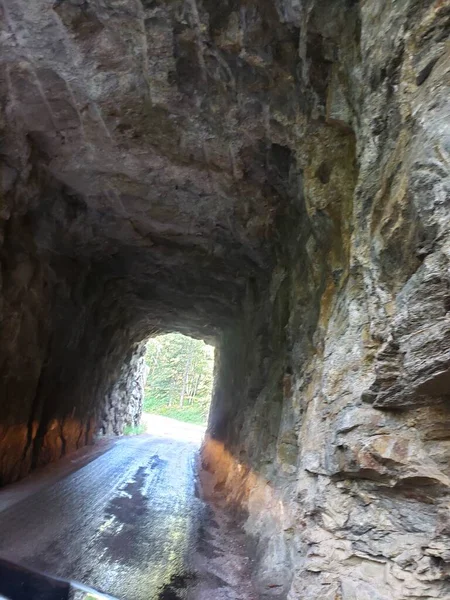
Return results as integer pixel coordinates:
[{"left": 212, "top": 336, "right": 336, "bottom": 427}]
[{"left": 144, "top": 333, "right": 214, "bottom": 424}]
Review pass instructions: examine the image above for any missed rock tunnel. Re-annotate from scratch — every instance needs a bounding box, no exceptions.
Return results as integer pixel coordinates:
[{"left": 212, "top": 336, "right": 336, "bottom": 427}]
[{"left": 1, "top": 0, "right": 450, "bottom": 598}]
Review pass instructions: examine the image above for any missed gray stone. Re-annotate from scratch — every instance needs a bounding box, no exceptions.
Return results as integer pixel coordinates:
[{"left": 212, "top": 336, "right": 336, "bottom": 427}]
[
  {"left": 100, "top": 341, "right": 148, "bottom": 436},
  {"left": 1, "top": 0, "right": 450, "bottom": 598}
]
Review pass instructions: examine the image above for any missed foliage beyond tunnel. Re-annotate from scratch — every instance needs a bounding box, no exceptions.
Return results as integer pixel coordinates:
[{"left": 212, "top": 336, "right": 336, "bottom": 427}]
[{"left": 144, "top": 334, "right": 214, "bottom": 425}]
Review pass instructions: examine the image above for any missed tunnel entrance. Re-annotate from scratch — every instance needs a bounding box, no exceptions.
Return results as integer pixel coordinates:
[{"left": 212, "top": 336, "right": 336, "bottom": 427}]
[{"left": 143, "top": 334, "right": 215, "bottom": 427}]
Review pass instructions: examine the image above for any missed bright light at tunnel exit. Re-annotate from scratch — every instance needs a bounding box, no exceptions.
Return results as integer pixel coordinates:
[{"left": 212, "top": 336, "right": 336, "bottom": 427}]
[{"left": 142, "top": 333, "right": 215, "bottom": 428}]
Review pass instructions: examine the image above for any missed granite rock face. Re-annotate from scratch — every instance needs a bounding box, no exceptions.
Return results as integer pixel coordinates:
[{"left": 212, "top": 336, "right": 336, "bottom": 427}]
[
  {"left": 100, "top": 341, "right": 148, "bottom": 435},
  {"left": 1, "top": 0, "right": 450, "bottom": 597}
]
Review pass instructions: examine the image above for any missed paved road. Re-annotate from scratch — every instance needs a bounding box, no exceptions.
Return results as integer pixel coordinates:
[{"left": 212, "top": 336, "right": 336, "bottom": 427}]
[
  {"left": 0, "top": 420, "right": 256, "bottom": 600},
  {"left": 0, "top": 431, "right": 202, "bottom": 599}
]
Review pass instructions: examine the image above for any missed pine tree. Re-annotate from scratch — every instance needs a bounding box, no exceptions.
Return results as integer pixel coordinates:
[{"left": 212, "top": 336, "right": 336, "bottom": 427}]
[{"left": 143, "top": 333, "right": 214, "bottom": 424}]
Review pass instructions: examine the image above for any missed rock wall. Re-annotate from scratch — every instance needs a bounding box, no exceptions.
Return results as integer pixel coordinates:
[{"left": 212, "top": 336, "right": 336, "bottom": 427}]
[
  {"left": 0, "top": 0, "right": 279, "bottom": 483},
  {"left": 100, "top": 342, "right": 148, "bottom": 436},
  {"left": 0, "top": 204, "right": 143, "bottom": 483},
  {"left": 203, "top": 1, "right": 450, "bottom": 599},
  {"left": 1, "top": 0, "right": 450, "bottom": 597}
]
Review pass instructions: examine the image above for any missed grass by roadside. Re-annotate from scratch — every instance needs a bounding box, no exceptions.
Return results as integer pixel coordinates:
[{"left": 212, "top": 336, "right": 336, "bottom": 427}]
[{"left": 123, "top": 424, "right": 146, "bottom": 436}]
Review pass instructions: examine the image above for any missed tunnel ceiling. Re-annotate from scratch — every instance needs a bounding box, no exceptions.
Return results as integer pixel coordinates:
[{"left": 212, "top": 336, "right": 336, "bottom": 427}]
[
  {"left": 0, "top": 0, "right": 364, "bottom": 485},
  {"left": 0, "top": 0, "right": 339, "bottom": 338}
]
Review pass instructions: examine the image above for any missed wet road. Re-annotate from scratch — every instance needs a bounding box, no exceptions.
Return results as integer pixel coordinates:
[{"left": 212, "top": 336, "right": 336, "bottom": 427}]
[{"left": 0, "top": 430, "right": 205, "bottom": 599}]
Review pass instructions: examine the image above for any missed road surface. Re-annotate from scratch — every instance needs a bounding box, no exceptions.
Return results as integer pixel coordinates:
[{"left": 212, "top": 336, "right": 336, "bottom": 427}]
[{"left": 0, "top": 417, "right": 256, "bottom": 600}]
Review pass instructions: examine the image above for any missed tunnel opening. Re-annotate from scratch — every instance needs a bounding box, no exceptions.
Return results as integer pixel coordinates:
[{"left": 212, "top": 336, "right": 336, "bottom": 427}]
[{"left": 143, "top": 333, "right": 215, "bottom": 427}]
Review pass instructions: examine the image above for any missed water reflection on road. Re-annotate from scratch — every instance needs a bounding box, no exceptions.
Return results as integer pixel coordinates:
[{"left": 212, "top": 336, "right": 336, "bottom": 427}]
[{"left": 0, "top": 417, "right": 205, "bottom": 600}]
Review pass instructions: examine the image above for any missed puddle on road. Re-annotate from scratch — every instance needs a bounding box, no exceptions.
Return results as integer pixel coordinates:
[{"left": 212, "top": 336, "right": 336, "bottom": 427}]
[
  {"left": 105, "top": 467, "right": 149, "bottom": 525},
  {"left": 99, "top": 458, "right": 161, "bottom": 562},
  {"left": 149, "top": 455, "right": 165, "bottom": 470},
  {"left": 91, "top": 455, "right": 195, "bottom": 599},
  {"left": 157, "top": 572, "right": 197, "bottom": 600},
  {"left": 102, "top": 454, "right": 166, "bottom": 536},
  {"left": 80, "top": 448, "right": 244, "bottom": 600}
]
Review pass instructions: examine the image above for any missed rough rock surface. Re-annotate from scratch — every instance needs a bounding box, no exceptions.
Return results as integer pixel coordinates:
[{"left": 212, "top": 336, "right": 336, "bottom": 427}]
[
  {"left": 1, "top": 0, "right": 450, "bottom": 598},
  {"left": 100, "top": 341, "right": 148, "bottom": 435}
]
